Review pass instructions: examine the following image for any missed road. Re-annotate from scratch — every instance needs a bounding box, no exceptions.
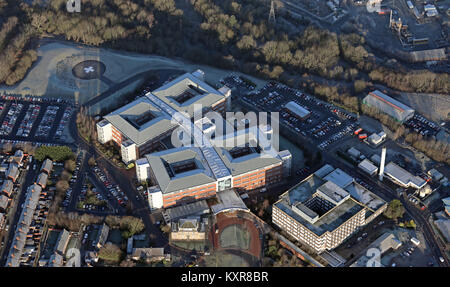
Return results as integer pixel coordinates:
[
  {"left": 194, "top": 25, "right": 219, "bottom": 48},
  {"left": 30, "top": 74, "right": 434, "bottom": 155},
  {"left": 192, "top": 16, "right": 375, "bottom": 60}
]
[
  {"left": 326, "top": 151, "right": 449, "bottom": 267},
  {"left": 68, "top": 116, "right": 168, "bottom": 247}
]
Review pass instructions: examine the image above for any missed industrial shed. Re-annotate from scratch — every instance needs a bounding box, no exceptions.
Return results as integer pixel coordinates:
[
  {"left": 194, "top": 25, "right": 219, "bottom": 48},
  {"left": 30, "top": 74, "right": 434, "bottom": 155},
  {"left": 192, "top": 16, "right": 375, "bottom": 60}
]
[
  {"left": 409, "top": 48, "right": 447, "bottom": 62},
  {"left": 363, "top": 90, "right": 415, "bottom": 123},
  {"left": 358, "top": 159, "right": 378, "bottom": 176},
  {"left": 284, "top": 101, "right": 311, "bottom": 120}
]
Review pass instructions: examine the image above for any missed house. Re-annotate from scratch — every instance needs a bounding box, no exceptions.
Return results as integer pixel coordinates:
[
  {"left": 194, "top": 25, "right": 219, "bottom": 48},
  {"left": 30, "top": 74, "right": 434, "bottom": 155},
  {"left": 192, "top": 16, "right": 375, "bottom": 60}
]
[
  {"left": 36, "top": 173, "right": 48, "bottom": 189},
  {"left": 11, "top": 150, "right": 24, "bottom": 165},
  {"left": 55, "top": 229, "right": 70, "bottom": 255},
  {"left": 130, "top": 248, "right": 170, "bottom": 262},
  {"left": 0, "top": 213, "right": 5, "bottom": 229},
  {"left": 0, "top": 195, "right": 9, "bottom": 212},
  {"left": 94, "top": 223, "right": 109, "bottom": 250},
  {"left": 6, "top": 163, "right": 19, "bottom": 182},
  {"left": 1, "top": 180, "right": 13, "bottom": 197},
  {"left": 40, "top": 159, "right": 53, "bottom": 175}
]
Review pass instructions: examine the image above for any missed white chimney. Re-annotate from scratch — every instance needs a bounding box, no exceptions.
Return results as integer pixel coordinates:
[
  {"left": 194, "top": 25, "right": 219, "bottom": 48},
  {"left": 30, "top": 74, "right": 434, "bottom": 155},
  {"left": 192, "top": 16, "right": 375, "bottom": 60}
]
[{"left": 379, "top": 147, "right": 386, "bottom": 181}]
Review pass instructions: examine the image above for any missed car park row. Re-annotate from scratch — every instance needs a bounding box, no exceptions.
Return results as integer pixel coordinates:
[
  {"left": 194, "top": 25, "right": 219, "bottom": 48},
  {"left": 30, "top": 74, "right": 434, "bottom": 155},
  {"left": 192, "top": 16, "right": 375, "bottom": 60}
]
[{"left": 92, "top": 166, "right": 128, "bottom": 208}]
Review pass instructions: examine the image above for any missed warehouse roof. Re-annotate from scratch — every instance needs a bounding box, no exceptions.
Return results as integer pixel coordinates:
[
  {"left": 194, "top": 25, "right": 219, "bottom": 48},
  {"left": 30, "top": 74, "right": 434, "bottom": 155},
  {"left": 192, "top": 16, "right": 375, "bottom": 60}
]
[
  {"left": 163, "top": 200, "right": 210, "bottom": 222},
  {"left": 350, "top": 233, "right": 402, "bottom": 267},
  {"left": 285, "top": 101, "right": 310, "bottom": 118},
  {"left": 409, "top": 48, "right": 446, "bottom": 62},
  {"left": 358, "top": 159, "right": 378, "bottom": 175},
  {"left": 384, "top": 162, "right": 426, "bottom": 189},
  {"left": 363, "top": 90, "right": 415, "bottom": 122},
  {"left": 323, "top": 168, "right": 354, "bottom": 188}
]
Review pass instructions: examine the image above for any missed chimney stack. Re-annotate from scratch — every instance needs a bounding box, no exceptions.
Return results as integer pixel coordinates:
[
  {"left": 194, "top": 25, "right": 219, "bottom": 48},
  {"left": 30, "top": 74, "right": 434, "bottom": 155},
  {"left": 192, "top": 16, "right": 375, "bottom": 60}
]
[{"left": 379, "top": 147, "right": 386, "bottom": 181}]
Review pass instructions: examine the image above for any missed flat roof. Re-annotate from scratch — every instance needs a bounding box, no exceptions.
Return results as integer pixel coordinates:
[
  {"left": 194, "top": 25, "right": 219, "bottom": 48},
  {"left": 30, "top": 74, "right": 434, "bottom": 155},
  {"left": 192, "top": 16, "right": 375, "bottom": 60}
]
[
  {"left": 275, "top": 197, "right": 364, "bottom": 236},
  {"left": 317, "top": 181, "right": 349, "bottom": 205},
  {"left": 275, "top": 173, "right": 365, "bottom": 236},
  {"left": 285, "top": 101, "right": 310, "bottom": 118},
  {"left": 358, "top": 159, "right": 378, "bottom": 174},
  {"left": 384, "top": 162, "right": 426, "bottom": 189},
  {"left": 323, "top": 168, "right": 353, "bottom": 188},
  {"left": 345, "top": 182, "right": 386, "bottom": 211},
  {"left": 314, "top": 164, "right": 335, "bottom": 178}
]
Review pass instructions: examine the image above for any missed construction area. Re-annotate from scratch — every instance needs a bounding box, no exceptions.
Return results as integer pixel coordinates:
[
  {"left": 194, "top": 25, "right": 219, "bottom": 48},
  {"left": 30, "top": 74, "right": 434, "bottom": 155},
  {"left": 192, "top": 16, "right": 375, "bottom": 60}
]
[{"left": 278, "top": 0, "right": 449, "bottom": 64}]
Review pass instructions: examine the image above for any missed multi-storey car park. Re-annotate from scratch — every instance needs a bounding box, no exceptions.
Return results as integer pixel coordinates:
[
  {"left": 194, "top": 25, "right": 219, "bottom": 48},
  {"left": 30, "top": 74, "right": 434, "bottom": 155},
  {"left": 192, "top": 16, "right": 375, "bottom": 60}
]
[
  {"left": 96, "top": 70, "right": 231, "bottom": 164},
  {"left": 272, "top": 164, "right": 387, "bottom": 254}
]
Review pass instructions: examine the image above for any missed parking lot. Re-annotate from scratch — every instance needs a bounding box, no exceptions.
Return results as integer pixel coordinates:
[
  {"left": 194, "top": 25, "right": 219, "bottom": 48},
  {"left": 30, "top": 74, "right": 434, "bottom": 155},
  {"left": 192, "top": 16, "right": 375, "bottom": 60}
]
[
  {"left": 0, "top": 95, "right": 75, "bottom": 144},
  {"left": 61, "top": 151, "right": 85, "bottom": 209},
  {"left": 240, "top": 81, "right": 358, "bottom": 150},
  {"left": 92, "top": 165, "right": 129, "bottom": 209},
  {"left": 404, "top": 113, "right": 441, "bottom": 137}
]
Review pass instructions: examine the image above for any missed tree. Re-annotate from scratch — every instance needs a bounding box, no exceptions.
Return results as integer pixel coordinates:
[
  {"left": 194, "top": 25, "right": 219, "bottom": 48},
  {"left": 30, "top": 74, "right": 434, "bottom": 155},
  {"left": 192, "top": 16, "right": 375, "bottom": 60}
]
[
  {"left": 88, "top": 156, "right": 97, "bottom": 167},
  {"left": 384, "top": 199, "right": 405, "bottom": 221},
  {"left": 55, "top": 180, "right": 69, "bottom": 194},
  {"left": 64, "top": 159, "right": 76, "bottom": 172},
  {"left": 98, "top": 243, "right": 123, "bottom": 263}
]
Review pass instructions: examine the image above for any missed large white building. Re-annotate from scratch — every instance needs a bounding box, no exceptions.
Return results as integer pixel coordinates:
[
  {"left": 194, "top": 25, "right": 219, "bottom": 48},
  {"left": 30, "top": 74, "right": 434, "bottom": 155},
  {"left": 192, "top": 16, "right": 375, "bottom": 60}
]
[
  {"left": 272, "top": 164, "right": 386, "bottom": 253},
  {"left": 383, "top": 162, "right": 427, "bottom": 189},
  {"left": 139, "top": 129, "right": 291, "bottom": 208},
  {"left": 97, "top": 70, "right": 231, "bottom": 164}
]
